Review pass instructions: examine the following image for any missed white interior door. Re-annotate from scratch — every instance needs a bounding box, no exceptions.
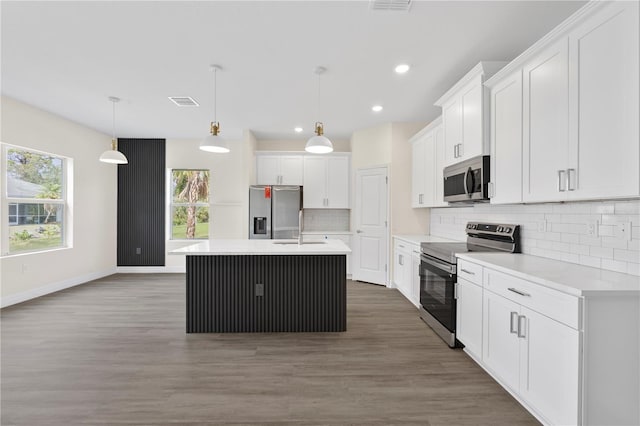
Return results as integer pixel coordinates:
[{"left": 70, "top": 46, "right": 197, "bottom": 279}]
[{"left": 352, "top": 167, "right": 388, "bottom": 286}]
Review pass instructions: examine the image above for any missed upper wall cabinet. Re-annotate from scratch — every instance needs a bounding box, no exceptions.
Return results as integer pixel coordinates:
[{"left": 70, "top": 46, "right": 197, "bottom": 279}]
[
  {"left": 435, "top": 62, "right": 507, "bottom": 168},
  {"left": 303, "top": 154, "right": 350, "bottom": 209},
  {"left": 567, "top": 1, "right": 639, "bottom": 200},
  {"left": 256, "top": 154, "right": 304, "bottom": 186},
  {"left": 487, "top": 70, "right": 523, "bottom": 204},
  {"left": 409, "top": 117, "right": 447, "bottom": 208},
  {"left": 486, "top": 1, "right": 639, "bottom": 204}
]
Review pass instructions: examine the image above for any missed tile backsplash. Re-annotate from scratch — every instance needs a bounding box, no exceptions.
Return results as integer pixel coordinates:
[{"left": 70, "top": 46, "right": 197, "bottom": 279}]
[
  {"left": 303, "top": 209, "right": 350, "bottom": 232},
  {"left": 430, "top": 200, "right": 640, "bottom": 276}
]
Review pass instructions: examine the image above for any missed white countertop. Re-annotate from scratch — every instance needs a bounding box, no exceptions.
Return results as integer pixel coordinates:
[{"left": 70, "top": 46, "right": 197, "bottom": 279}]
[
  {"left": 169, "top": 239, "right": 351, "bottom": 255},
  {"left": 457, "top": 252, "right": 640, "bottom": 297},
  {"left": 394, "top": 234, "right": 460, "bottom": 246}
]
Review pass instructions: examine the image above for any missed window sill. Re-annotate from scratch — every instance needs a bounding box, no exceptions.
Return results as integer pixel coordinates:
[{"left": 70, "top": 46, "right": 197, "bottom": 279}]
[{"left": 1, "top": 246, "right": 72, "bottom": 258}]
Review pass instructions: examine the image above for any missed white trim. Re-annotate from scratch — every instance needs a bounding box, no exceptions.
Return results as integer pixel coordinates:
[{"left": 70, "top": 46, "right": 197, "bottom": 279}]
[
  {"left": 434, "top": 61, "right": 507, "bottom": 107},
  {"left": 116, "top": 266, "right": 185, "bottom": 273},
  {"left": 0, "top": 268, "right": 116, "bottom": 308}
]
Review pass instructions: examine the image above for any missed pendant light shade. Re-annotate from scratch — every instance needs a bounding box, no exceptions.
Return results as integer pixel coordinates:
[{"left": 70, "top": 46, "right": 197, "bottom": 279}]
[
  {"left": 306, "top": 122, "right": 333, "bottom": 154},
  {"left": 200, "top": 65, "right": 229, "bottom": 153},
  {"left": 99, "top": 96, "right": 128, "bottom": 164},
  {"left": 306, "top": 66, "right": 333, "bottom": 154}
]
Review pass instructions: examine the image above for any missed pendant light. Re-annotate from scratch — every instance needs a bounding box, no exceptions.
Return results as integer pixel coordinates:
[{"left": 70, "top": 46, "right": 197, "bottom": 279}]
[
  {"left": 305, "top": 66, "right": 333, "bottom": 154},
  {"left": 99, "top": 96, "right": 128, "bottom": 164},
  {"left": 200, "top": 65, "right": 229, "bottom": 153}
]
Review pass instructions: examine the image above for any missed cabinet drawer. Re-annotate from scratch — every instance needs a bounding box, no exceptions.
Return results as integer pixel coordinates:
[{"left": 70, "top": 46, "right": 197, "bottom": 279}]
[
  {"left": 483, "top": 268, "right": 580, "bottom": 329},
  {"left": 394, "top": 239, "right": 410, "bottom": 252},
  {"left": 457, "top": 259, "right": 483, "bottom": 285}
]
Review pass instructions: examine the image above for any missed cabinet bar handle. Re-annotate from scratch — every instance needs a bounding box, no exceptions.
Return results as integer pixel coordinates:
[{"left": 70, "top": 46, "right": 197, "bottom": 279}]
[
  {"left": 507, "top": 287, "right": 531, "bottom": 297},
  {"left": 517, "top": 315, "right": 527, "bottom": 338},
  {"left": 458, "top": 143, "right": 463, "bottom": 157},
  {"left": 557, "top": 169, "right": 567, "bottom": 192},
  {"left": 567, "top": 168, "right": 576, "bottom": 191},
  {"left": 510, "top": 311, "right": 519, "bottom": 334},
  {"left": 399, "top": 254, "right": 403, "bottom": 266},
  {"left": 454, "top": 144, "right": 458, "bottom": 158},
  {"left": 460, "top": 269, "right": 475, "bottom": 275}
]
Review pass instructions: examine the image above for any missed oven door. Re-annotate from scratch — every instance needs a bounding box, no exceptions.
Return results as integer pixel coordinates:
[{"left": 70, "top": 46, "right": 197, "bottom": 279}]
[{"left": 420, "top": 254, "right": 456, "bottom": 332}]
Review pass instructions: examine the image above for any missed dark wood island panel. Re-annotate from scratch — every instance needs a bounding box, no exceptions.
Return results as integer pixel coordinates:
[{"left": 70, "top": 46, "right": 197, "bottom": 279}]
[{"left": 186, "top": 254, "right": 346, "bottom": 333}]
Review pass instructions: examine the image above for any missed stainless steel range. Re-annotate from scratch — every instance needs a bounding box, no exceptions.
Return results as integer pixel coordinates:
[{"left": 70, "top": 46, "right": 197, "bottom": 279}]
[{"left": 419, "top": 222, "right": 520, "bottom": 347}]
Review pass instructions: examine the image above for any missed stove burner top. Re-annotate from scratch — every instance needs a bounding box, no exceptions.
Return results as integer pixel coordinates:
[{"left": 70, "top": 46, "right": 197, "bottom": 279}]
[{"left": 420, "top": 222, "right": 520, "bottom": 265}]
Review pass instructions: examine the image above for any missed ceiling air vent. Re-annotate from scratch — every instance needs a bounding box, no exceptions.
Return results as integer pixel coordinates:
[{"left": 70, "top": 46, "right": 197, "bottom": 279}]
[
  {"left": 168, "top": 96, "right": 199, "bottom": 107},
  {"left": 369, "top": 0, "right": 412, "bottom": 12}
]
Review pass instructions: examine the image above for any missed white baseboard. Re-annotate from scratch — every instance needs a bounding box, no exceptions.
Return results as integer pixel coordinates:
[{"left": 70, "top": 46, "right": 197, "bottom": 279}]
[
  {"left": 116, "top": 266, "right": 185, "bottom": 273},
  {"left": 1, "top": 268, "right": 117, "bottom": 308}
]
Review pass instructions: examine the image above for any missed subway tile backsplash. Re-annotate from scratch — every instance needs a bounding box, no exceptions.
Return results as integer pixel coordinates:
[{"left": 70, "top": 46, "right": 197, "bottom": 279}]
[
  {"left": 430, "top": 200, "right": 640, "bottom": 276},
  {"left": 303, "top": 209, "right": 350, "bottom": 232}
]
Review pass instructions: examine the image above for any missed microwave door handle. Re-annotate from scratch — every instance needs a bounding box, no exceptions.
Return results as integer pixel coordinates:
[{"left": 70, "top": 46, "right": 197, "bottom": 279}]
[{"left": 463, "top": 167, "right": 471, "bottom": 196}]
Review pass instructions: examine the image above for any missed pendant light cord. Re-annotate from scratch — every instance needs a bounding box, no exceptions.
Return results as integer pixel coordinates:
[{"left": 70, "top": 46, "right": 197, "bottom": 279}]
[
  {"left": 317, "top": 71, "right": 321, "bottom": 122},
  {"left": 213, "top": 67, "right": 217, "bottom": 123},
  {"left": 112, "top": 100, "right": 116, "bottom": 140}
]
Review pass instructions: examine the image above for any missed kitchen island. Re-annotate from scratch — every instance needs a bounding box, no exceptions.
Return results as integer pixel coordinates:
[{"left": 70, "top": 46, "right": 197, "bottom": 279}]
[{"left": 171, "top": 239, "right": 351, "bottom": 333}]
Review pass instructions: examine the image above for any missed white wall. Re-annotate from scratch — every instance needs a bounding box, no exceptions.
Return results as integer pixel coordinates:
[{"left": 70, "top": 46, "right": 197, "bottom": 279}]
[
  {"left": 430, "top": 199, "right": 640, "bottom": 276},
  {"left": 165, "top": 130, "right": 256, "bottom": 270},
  {"left": 1, "top": 96, "right": 117, "bottom": 307}
]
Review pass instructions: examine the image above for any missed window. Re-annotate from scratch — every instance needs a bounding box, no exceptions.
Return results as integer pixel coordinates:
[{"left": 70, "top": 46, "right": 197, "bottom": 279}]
[
  {"left": 170, "top": 170, "right": 209, "bottom": 240},
  {"left": 3, "top": 145, "right": 67, "bottom": 254}
]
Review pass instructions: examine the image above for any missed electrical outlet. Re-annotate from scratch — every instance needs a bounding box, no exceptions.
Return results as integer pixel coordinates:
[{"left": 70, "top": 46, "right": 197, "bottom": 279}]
[
  {"left": 538, "top": 220, "right": 547, "bottom": 233},
  {"left": 136, "top": 247, "right": 141, "bottom": 255},
  {"left": 21, "top": 263, "right": 27, "bottom": 274},
  {"left": 616, "top": 222, "right": 633, "bottom": 241},
  {"left": 587, "top": 220, "right": 599, "bottom": 237}
]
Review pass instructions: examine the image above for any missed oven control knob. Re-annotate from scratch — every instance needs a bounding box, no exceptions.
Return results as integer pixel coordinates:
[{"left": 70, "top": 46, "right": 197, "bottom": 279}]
[
  {"left": 497, "top": 226, "right": 503, "bottom": 232},
  {"left": 505, "top": 227, "right": 511, "bottom": 233}
]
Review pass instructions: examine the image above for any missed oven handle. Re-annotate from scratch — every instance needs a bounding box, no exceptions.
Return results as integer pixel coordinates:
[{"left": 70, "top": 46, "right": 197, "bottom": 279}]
[{"left": 420, "top": 254, "right": 456, "bottom": 275}]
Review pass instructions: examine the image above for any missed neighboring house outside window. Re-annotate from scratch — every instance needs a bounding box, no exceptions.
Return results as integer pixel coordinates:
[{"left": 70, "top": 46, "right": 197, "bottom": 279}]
[
  {"left": 170, "top": 169, "right": 209, "bottom": 240},
  {"left": 2, "top": 145, "right": 68, "bottom": 255}
]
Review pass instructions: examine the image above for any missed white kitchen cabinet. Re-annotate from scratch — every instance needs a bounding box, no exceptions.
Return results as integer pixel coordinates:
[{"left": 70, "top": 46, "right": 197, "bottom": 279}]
[
  {"left": 567, "top": 1, "right": 639, "bottom": 200},
  {"left": 459, "top": 252, "right": 639, "bottom": 426},
  {"left": 491, "top": 1, "right": 639, "bottom": 204},
  {"left": 455, "top": 277, "right": 483, "bottom": 360},
  {"left": 411, "top": 136, "right": 427, "bottom": 207},
  {"left": 303, "top": 155, "right": 350, "bottom": 209},
  {"left": 432, "top": 124, "right": 447, "bottom": 207},
  {"left": 392, "top": 239, "right": 411, "bottom": 300},
  {"left": 435, "top": 62, "right": 506, "bottom": 167},
  {"left": 393, "top": 238, "right": 421, "bottom": 307},
  {"left": 256, "top": 154, "right": 304, "bottom": 185},
  {"left": 522, "top": 39, "right": 570, "bottom": 203},
  {"left": 411, "top": 249, "right": 421, "bottom": 307},
  {"left": 409, "top": 117, "right": 445, "bottom": 208},
  {"left": 487, "top": 70, "right": 523, "bottom": 204},
  {"left": 483, "top": 288, "right": 580, "bottom": 426}
]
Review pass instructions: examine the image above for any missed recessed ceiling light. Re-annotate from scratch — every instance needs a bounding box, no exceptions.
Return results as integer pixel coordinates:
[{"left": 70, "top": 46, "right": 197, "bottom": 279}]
[
  {"left": 395, "top": 64, "right": 410, "bottom": 74},
  {"left": 372, "top": 105, "right": 383, "bottom": 112},
  {"left": 294, "top": 127, "right": 303, "bottom": 133}
]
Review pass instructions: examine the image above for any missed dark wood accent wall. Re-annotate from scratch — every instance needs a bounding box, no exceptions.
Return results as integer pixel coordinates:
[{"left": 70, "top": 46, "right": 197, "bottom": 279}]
[
  {"left": 186, "top": 255, "right": 347, "bottom": 333},
  {"left": 117, "top": 138, "right": 165, "bottom": 266}
]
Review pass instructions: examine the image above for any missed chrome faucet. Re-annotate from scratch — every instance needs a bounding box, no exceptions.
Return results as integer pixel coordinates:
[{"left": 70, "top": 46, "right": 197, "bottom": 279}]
[{"left": 298, "top": 210, "right": 303, "bottom": 245}]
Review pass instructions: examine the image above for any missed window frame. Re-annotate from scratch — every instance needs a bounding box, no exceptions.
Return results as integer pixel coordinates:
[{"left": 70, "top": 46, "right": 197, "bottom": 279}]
[
  {"left": 168, "top": 168, "right": 210, "bottom": 241},
  {"left": 1, "top": 143, "right": 69, "bottom": 256}
]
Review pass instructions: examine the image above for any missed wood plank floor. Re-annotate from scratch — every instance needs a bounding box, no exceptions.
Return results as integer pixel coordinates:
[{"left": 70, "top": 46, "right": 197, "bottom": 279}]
[{"left": 1, "top": 274, "right": 538, "bottom": 425}]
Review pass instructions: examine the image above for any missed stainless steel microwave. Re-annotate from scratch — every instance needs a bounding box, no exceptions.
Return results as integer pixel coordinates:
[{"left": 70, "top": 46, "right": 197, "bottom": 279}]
[{"left": 443, "top": 155, "right": 490, "bottom": 203}]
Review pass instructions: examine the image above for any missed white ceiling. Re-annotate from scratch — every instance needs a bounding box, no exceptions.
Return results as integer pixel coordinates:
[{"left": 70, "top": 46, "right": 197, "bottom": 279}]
[{"left": 1, "top": 1, "right": 586, "bottom": 141}]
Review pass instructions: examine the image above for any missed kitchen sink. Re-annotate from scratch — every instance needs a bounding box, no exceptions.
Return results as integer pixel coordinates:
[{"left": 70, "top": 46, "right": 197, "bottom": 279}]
[{"left": 272, "top": 241, "right": 327, "bottom": 245}]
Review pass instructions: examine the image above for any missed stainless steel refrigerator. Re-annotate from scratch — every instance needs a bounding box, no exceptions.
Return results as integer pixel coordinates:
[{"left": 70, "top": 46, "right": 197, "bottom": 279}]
[{"left": 249, "top": 185, "right": 302, "bottom": 239}]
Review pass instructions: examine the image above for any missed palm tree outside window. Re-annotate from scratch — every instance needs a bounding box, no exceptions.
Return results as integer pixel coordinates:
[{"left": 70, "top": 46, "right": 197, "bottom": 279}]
[{"left": 170, "top": 170, "right": 210, "bottom": 240}]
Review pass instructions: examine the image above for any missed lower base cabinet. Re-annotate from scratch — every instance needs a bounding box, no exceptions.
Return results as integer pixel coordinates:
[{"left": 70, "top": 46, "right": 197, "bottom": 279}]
[
  {"left": 483, "top": 290, "right": 579, "bottom": 425},
  {"left": 393, "top": 238, "right": 421, "bottom": 308},
  {"left": 455, "top": 278, "right": 483, "bottom": 359},
  {"left": 456, "top": 256, "right": 639, "bottom": 425}
]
